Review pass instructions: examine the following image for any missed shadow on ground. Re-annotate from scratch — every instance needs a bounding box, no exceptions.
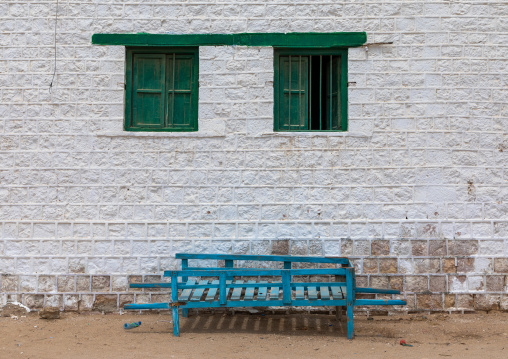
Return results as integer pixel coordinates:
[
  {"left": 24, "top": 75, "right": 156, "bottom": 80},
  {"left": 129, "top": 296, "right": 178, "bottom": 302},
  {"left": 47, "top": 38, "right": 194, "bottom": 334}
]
[{"left": 168, "top": 312, "right": 346, "bottom": 336}]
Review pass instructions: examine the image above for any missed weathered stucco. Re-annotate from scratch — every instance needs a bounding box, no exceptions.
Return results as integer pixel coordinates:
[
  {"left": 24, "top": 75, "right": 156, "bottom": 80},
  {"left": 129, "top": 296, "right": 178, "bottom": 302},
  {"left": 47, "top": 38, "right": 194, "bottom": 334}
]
[{"left": 1, "top": 0, "right": 508, "bottom": 312}]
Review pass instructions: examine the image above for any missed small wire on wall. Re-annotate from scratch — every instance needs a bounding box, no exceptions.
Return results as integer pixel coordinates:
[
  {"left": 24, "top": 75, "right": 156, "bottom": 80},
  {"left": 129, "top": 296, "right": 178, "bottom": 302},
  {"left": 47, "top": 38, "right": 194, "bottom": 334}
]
[{"left": 49, "top": 0, "right": 59, "bottom": 93}]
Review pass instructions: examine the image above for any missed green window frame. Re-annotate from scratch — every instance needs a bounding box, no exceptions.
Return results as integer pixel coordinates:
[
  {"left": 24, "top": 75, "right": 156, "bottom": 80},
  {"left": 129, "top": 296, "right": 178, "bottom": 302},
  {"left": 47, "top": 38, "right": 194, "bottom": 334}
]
[
  {"left": 125, "top": 47, "right": 198, "bottom": 132},
  {"left": 274, "top": 48, "right": 348, "bottom": 132}
]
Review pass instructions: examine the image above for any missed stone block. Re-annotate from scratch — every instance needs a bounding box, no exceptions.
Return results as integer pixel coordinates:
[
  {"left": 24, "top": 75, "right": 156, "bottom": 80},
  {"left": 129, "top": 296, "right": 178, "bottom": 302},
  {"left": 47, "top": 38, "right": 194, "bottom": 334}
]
[
  {"left": 127, "top": 275, "right": 143, "bottom": 292},
  {"left": 356, "top": 276, "right": 368, "bottom": 287},
  {"left": 290, "top": 240, "right": 307, "bottom": 255},
  {"left": 416, "top": 294, "right": 443, "bottom": 310},
  {"left": 340, "top": 239, "right": 353, "bottom": 256},
  {"left": 391, "top": 240, "right": 410, "bottom": 256},
  {"left": 371, "top": 240, "right": 389, "bottom": 255},
  {"left": 91, "top": 275, "right": 110, "bottom": 292},
  {"left": 63, "top": 294, "right": 80, "bottom": 311},
  {"left": 405, "top": 276, "right": 428, "bottom": 292},
  {"left": 429, "top": 276, "right": 446, "bottom": 292},
  {"left": 474, "top": 294, "right": 500, "bottom": 311},
  {"left": 299, "top": 262, "right": 318, "bottom": 270},
  {"left": 474, "top": 257, "right": 493, "bottom": 274},
  {"left": 501, "top": 296, "right": 508, "bottom": 312},
  {"left": 449, "top": 275, "right": 467, "bottom": 292},
  {"left": 111, "top": 276, "right": 128, "bottom": 292},
  {"left": 416, "top": 223, "right": 439, "bottom": 238},
  {"left": 411, "top": 240, "right": 427, "bottom": 256},
  {"left": 467, "top": 275, "right": 484, "bottom": 292},
  {"left": 57, "top": 275, "right": 75, "bottom": 292},
  {"left": 494, "top": 258, "right": 508, "bottom": 273},
  {"left": 318, "top": 263, "right": 335, "bottom": 269},
  {"left": 379, "top": 258, "right": 397, "bottom": 273},
  {"left": 38, "top": 276, "right": 57, "bottom": 293},
  {"left": 45, "top": 294, "right": 63, "bottom": 308},
  {"left": 389, "top": 276, "right": 403, "bottom": 291},
  {"left": 405, "top": 294, "right": 416, "bottom": 311},
  {"left": 370, "top": 276, "right": 389, "bottom": 289},
  {"left": 448, "top": 240, "right": 478, "bottom": 256},
  {"left": 68, "top": 258, "right": 86, "bottom": 273},
  {"left": 414, "top": 258, "right": 440, "bottom": 274},
  {"left": 19, "top": 276, "right": 37, "bottom": 293},
  {"left": 231, "top": 240, "right": 249, "bottom": 255},
  {"left": 144, "top": 275, "right": 162, "bottom": 283},
  {"left": 456, "top": 294, "right": 474, "bottom": 310},
  {"left": 457, "top": 258, "right": 475, "bottom": 273},
  {"left": 251, "top": 240, "right": 270, "bottom": 255},
  {"left": 271, "top": 239, "right": 289, "bottom": 255},
  {"left": 135, "top": 294, "right": 150, "bottom": 304},
  {"left": 79, "top": 294, "right": 94, "bottom": 311},
  {"left": 444, "top": 294, "right": 456, "bottom": 309},
  {"left": 23, "top": 294, "right": 45, "bottom": 310},
  {"left": 398, "top": 258, "right": 414, "bottom": 274},
  {"left": 308, "top": 240, "right": 323, "bottom": 255},
  {"left": 93, "top": 294, "right": 118, "bottom": 312},
  {"left": 151, "top": 294, "right": 171, "bottom": 303},
  {"left": 119, "top": 294, "right": 135, "bottom": 308},
  {"left": 76, "top": 276, "right": 91, "bottom": 292},
  {"left": 363, "top": 258, "right": 378, "bottom": 274},
  {"left": 142, "top": 275, "right": 162, "bottom": 292},
  {"left": 0, "top": 275, "right": 18, "bottom": 292},
  {"left": 353, "top": 240, "right": 370, "bottom": 256},
  {"left": 442, "top": 258, "right": 457, "bottom": 273},
  {"left": 428, "top": 240, "right": 446, "bottom": 256},
  {"left": 486, "top": 275, "right": 505, "bottom": 292}
]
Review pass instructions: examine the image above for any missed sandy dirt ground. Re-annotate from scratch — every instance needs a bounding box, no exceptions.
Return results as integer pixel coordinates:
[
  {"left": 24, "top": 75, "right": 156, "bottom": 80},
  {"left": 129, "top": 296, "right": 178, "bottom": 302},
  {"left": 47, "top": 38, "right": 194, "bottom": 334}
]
[{"left": 1, "top": 311, "right": 507, "bottom": 359}]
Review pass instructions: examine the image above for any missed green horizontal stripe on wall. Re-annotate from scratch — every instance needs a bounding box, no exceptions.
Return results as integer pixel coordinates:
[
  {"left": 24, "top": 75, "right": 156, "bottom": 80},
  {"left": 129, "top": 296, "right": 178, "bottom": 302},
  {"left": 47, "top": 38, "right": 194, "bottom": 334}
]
[{"left": 92, "top": 32, "right": 367, "bottom": 48}]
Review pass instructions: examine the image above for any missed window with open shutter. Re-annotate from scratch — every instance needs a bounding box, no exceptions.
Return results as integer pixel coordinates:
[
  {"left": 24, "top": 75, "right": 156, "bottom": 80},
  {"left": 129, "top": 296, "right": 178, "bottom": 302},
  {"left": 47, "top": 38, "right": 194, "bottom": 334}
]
[
  {"left": 274, "top": 48, "right": 347, "bottom": 132},
  {"left": 125, "top": 48, "right": 198, "bottom": 132}
]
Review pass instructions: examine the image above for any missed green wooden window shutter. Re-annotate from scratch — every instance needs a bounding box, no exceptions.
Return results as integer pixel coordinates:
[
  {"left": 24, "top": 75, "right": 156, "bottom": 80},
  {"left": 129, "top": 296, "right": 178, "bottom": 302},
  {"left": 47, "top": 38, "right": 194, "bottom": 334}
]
[
  {"left": 279, "top": 56, "right": 309, "bottom": 131},
  {"left": 167, "top": 54, "right": 194, "bottom": 129},
  {"left": 274, "top": 48, "right": 348, "bottom": 132},
  {"left": 132, "top": 54, "right": 166, "bottom": 129},
  {"left": 126, "top": 48, "right": 198, "bottom": 132}
]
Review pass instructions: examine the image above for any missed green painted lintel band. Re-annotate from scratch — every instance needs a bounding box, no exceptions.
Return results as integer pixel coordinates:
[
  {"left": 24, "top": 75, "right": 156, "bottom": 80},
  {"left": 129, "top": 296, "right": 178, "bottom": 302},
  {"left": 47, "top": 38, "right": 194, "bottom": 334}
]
[{"left": 92, "top": 32, "right": 367, "bottom": 48}]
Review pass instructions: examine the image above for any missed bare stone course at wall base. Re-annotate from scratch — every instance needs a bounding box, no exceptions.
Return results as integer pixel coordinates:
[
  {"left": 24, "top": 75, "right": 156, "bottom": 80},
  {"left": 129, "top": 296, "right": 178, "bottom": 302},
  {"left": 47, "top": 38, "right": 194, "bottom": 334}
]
[{"left": 93, "top": 295, "right": 118, "bottom": 313}]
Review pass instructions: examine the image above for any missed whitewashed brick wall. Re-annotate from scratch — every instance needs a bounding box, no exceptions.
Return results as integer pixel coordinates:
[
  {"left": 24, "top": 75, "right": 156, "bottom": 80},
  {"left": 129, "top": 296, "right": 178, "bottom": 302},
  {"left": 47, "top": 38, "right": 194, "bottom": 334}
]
[{"left": 1, "top": 0, "right": 508, "bottom": 313}]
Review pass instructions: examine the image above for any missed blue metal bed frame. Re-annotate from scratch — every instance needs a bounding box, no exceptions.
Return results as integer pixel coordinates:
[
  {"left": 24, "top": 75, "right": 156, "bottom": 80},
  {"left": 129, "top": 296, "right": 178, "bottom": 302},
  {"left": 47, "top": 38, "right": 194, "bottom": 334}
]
[{"left": 125, "top": 253, "right": 406, "bottom": 339}]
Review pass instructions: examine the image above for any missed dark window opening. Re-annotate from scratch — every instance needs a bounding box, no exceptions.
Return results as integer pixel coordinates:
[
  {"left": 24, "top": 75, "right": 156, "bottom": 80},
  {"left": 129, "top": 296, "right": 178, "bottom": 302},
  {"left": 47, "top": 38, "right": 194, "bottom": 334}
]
[{"left": 275, "top": 49, "right": 347, "bottom": 132}]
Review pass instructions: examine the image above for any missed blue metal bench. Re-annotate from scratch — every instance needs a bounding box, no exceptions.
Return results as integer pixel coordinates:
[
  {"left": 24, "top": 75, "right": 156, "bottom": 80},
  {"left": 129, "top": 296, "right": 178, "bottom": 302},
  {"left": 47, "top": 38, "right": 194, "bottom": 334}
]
[{"left": 125, "top": 253, "right": 406, "bottom": 339}]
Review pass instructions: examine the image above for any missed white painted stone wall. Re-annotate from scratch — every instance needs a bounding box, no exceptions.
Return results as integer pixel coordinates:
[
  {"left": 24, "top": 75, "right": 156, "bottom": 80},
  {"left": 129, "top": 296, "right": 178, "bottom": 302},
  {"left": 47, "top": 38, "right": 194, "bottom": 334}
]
[{"left": 1, "top": 0, "right": 508, "bottom": 312}]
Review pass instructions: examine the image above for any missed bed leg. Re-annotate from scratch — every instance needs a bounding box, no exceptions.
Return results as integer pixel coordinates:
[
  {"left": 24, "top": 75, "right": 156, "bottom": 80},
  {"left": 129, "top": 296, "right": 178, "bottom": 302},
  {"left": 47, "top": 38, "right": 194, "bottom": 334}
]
[
  {"left": 346, "top": 268, "right": 355, "bottom": 339},
  {"left": 172, "top": 307, "right": 180, "bottom": 337},
  {"left": 346, "top": 305, "right": 354, "bottom": 339}
]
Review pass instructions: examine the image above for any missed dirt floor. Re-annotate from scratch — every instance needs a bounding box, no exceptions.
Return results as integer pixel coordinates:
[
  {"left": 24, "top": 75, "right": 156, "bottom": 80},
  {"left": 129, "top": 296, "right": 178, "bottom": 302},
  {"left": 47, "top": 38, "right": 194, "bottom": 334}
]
[{"left": 1, "top": 311, "right": 507, "bottom": 359}]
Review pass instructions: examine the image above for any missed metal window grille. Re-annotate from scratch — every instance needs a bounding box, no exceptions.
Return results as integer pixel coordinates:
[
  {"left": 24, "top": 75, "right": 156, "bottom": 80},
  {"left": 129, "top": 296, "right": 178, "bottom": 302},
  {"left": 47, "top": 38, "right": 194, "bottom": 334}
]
[{"left": 277, "top": 53, "right": 343, "bottom": 131}]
